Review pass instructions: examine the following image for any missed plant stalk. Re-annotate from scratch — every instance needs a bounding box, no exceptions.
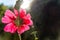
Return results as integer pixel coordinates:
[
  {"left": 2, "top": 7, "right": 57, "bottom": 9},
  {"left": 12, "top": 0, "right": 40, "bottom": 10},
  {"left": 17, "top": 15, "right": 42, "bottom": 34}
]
[{"left": 18, "top": 34, "right": 21, "bottom": 40}]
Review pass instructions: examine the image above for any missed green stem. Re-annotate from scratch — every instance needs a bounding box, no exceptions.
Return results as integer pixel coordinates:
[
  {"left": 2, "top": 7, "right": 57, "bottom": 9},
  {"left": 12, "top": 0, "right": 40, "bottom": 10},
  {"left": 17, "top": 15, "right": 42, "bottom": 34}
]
[
  {"left": 18, "top": 34, "right": 21, "bottom": 40},
  {"left": 34, "top": 34, "right": 38, "bottom": 40}
]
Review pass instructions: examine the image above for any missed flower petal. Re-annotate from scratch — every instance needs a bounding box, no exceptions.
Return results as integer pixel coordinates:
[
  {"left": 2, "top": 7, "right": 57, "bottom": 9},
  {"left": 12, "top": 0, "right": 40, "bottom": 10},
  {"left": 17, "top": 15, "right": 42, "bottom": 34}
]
[
  {"left": 20, "top": 8, "right": 26, "bottom": 18},
  {"left": 4, "top": 23, "right": 17, "bottom": 33},
  {"left": 26, "top": 13, "right": 31, "bottom": 19},
  {"left": 23, "top": 19, "right": 33, "bottom": 26},
  {"left": 24, "top": 25, "right": 30, "bottom": 31},
  {"left": 2, "top": 16, "right": 12, "bottom": 23},
  {"left": 5, "top": 10, "right": 16, "bottom": 19},
  {"left": 17, "top": 25, "right": 30, "bottom": 34},
  {"left": 14, "top": 9, "right": 18, "bottom": 16}
]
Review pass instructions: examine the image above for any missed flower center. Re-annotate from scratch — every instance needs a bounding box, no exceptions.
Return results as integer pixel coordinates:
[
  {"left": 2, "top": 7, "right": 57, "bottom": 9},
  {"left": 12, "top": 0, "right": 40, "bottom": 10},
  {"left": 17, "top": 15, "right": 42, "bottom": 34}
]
[{"left": 15, "top": 17, "right": 23, "bottom": 26}]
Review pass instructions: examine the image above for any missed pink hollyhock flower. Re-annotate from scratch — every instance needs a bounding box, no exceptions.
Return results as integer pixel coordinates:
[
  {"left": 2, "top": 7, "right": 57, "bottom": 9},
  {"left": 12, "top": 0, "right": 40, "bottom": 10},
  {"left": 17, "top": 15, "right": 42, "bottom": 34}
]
[{"left": 2, "top": 8, "right": 33, "bottom": 34}]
